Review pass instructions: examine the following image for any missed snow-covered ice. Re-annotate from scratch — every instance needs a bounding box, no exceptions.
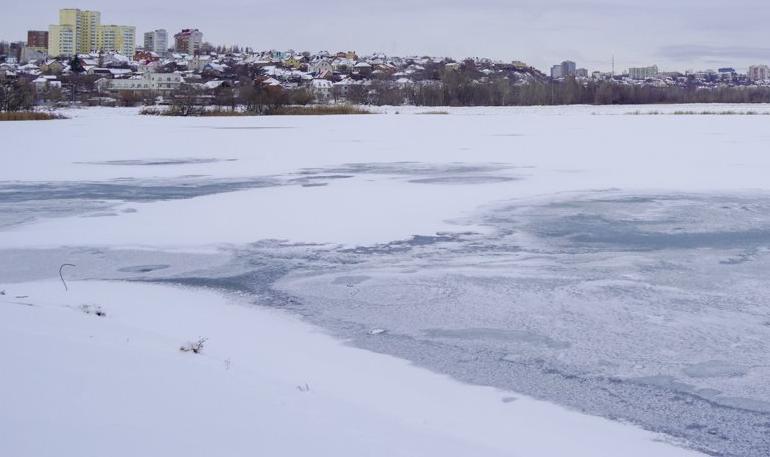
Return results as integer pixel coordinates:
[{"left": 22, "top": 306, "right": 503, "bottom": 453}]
[
  {"left": 0, "top": 280, "right": 702, "bottom": 457},
  {"left": 3, "top": 105, "right": 770, "bottom": 456}
]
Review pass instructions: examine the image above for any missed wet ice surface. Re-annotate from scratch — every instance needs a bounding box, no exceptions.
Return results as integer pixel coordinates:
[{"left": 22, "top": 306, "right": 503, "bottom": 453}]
[
  {"left": 0, "top": 176, "right": 283, "bottom": 203},
  {"left": 2, "top": 164, "right": 770, "bottom": 455},
  {"left": 75, "top": 158, "right": 238, "bottom": 166},
  {"left": 0, "top": 162, "right": 516, "bottom": 230},
  {"left": 269, "top": 192, "right": 770, "bottom": 457}
]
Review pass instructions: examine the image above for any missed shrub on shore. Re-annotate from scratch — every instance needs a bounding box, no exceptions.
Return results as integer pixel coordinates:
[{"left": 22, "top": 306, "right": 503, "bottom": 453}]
[
  {"left": 269, "top": 105, "right": 371, "bottom": 115},
  {"left": 0, "top": 111, "right": 67, "bottom": 121},
  {"left": 140, "top": 105, "right": 371, "bottom": 117}
]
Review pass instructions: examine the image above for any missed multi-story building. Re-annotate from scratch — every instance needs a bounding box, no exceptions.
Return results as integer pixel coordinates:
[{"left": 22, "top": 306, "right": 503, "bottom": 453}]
[
  {"left": 143, "top": 29, "right": 168, "bottom": 56},
  {"left": 561, "top": 60, "right": 576, "bottom": 77},
  {"left": 718, "top": 67, "right": 737, "bottom": 82},
  {"left": 27, "top": 31, "right": 49, "bottom": 51},
  {"left": 49, "top": 9, "right": 101, "bottom": 55},
  {"left": 748, "top": 65, "right": 770, "bottom": 81},
  {"left": 97, "top": 25, "right": 136, "bottom": 57},
  {"left": 97, "top": 71, "right": 183, "bottom": 95},
  {"left": 0, "top": 41, "right": 25, "bottom": 63},
  {"left": 48, "top": 9, "right": 135, "bottom": 57},
  {"left": 174, "top": 29, "right": 203, "bottom": 55},
  {"left": 550, "top": 60, "right": 578, "bottom": 79},
  {"left": 628, "top": 65, "right": 659, "bottom": 80},
  {"left": 48, "top": 23, "right": 75, "bottom": 57}
]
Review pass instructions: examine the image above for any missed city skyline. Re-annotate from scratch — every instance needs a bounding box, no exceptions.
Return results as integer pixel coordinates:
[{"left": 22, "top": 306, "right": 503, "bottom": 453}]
[{"left": 1, "top": 1, "right": 769, "bottom": 73}]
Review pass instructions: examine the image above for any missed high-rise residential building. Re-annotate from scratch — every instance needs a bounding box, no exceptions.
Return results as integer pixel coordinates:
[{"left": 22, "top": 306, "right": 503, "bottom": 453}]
[
  {"left": 98, "top": 25, "right": 136, "bottom": 57},
  {"left": 144, "top": 29, "right": 169, "bottom": 56},
  {"left": 49, "top": 9, "right": 101, "bottom": 55},
  {"left": 748, "top": 65, "right": 770, "bottom": 81},
  {"left": 561, "top": 60, "right": 577, "bottom": 77},
  {"left": 174, "top": 29, "right": 204, "bottom": 55},
  {"left": 0, "top": 41, "right": 25, "bottom": 62},
  {"left": 48, "top": 23, "right": 76, "bottom": 57},
  {"left": 48, "top": 9, "right": 136, "bottom": 57},
  {"left": 550, "top": 60, "right": 577, "bottom": 79},
  {"left": 628, "top": 65, "right": 659, "bottom": 80},
  {"left": 27, "top": 31, "right": 49, "bottom": 50}
]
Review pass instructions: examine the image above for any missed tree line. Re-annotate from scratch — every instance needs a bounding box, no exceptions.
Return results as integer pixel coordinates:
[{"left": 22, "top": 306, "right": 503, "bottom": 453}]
[{"left": 347, "top": 75, "right": 770, "bottom": 107}]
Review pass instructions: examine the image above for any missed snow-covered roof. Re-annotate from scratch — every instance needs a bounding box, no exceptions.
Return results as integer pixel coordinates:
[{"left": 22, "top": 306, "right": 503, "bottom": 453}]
[{"left": 203, "top": 80, "right": 226, "bottom": 89}]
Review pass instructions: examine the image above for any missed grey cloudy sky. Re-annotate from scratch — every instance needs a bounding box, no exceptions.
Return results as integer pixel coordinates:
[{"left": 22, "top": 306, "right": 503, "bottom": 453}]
[{"left": 3, "top": 0, "right": 768, "bottom": 72}]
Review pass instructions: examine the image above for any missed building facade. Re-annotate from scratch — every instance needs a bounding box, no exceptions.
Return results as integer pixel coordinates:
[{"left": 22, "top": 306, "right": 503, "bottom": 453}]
[
  {"left": 97, "top": 25, "right": 136, "bottom": 57},
  {"left": 98, "top": 71, "right": 183, "bottom": 94},
  {"left": 48, "top": 9, "right": 135, "bottom": 57},
  {"left": 143, "top": 29, "right": 169, "bottom": 56},
  {"left": 27, "top": 31, "right": 49, "bottom": 50},
  {"left": 48, "top": 23, "right": 76, "bottom": 57},
  {"left": 551, "top": 60, "right": 577, "bottom": 79},
  {"left": 0, "top": 41, "right": 25, "bottom": 63},
  {"left": 49, "top": 9, "right": 101, "bottom": 55},
  {"left": 174, "top": 29, "right": 203, "bottom": 55},
  {"left": 628, "top": 65, "right": 659, "bottom": 80},
  {"left": 748, "top": 65, "right": 770, "bottom": 81},
  {"left": 561, "top": 60, "right": 576, "bottom": 77}
]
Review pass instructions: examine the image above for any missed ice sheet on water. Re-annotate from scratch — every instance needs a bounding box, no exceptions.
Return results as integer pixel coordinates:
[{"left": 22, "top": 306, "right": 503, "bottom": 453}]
[
  {"left": 2, "top": 164, "right": 769, "bottom": 456},
  {"left": 270, "top": 190, "right": 770, "bottom": 457},
  {"left": 683, "top": 361, "right": 749, "bottom": 379},
  {"left": 75, "top": 158, "right": 237, "bottom": 166}
]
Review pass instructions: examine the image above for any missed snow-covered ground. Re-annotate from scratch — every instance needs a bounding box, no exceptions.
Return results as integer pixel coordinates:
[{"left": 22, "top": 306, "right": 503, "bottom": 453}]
[
  {"left": 2, "top": 105, "right": 770, "bottom": 456},
  {"left": 0, "top": 280, "right": 700, "bottom": 457}
]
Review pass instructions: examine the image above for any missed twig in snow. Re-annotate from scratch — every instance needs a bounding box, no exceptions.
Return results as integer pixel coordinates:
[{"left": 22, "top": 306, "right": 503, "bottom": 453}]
[
  {"left": 59, "top": 264, "right": 76, "bottom": 291},
  {"left": 180, "top": 337, "right": 208, "bottom": 354}
]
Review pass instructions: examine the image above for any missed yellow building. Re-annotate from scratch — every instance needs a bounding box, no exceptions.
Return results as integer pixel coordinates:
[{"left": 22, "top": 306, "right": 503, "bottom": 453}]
[
  {"left": 49, "top": 9, "right": 101, "bottom": 56},
  {"left": 48, "top": 24, "right": 76, "bottom": 57},
  {"left": 97, "top": 25, "right": 136, "bottom": 57},
  {"left": 48, "top": 9, "right": 135, "bottom": 58}
]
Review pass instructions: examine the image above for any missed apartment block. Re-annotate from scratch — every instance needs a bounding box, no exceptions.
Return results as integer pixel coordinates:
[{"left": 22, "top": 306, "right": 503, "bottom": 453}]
[
  {"left": 144, "top": 29, "right": 169, "bottom": 56},
  {"left": 27, "top": 31, "right": 49, "bottom": 50},
  {"left": 48, "top": 9, "right": 135, "bottom": 57},
  {"left": 748, "top": 65, "right": 770, "bottom": 81},
  {"left": 48, "top": 24, "right": 76, "bottom": 57},
  {"left": 174, "top": 29, "right": 204, "bottom": 55},
  {"left": 628, "top": 65, "right": 659, "bottom": 80},
  {"left": 98, "top": 25, "right": 136, "bottom": 57}
]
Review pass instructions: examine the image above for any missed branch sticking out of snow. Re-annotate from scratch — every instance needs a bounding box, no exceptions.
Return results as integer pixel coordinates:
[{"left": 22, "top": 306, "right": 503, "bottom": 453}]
[{"left": 180, "top": 337, "right": 208, "bottom": 354}]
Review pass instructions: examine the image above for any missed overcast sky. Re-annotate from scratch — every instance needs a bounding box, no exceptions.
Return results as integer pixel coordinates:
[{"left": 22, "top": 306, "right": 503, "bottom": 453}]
[{"left": 3, "top": 1, "right": 768, "bottom": 72}]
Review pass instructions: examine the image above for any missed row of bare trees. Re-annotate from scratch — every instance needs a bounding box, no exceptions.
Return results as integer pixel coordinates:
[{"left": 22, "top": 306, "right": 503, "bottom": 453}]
[
  {"left": 159, "top": 78, "right": 316, "bottom": 116},
  {"left": 338, "top": 78, "right": 770, "bottom": 107},
  {"left": 0, "top": 80, "right": 34, "bottom": 112}
]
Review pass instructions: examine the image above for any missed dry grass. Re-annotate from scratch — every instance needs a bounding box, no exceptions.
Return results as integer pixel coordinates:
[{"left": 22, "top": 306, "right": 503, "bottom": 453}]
[
  {"left": 0, "top": 111, "right": 67, "bottom": 121},
  {"left": 623, "top": 110, "right": 770, "bottom": 116},
  {"left": 270, "top": 105, "right": 372, "bottom": 115},
  {"left": 140, "top": 105, "right": 372, "bottom": 116},
  {"left": 139, "top": 107, "right": 166, "bottom": 116}
]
